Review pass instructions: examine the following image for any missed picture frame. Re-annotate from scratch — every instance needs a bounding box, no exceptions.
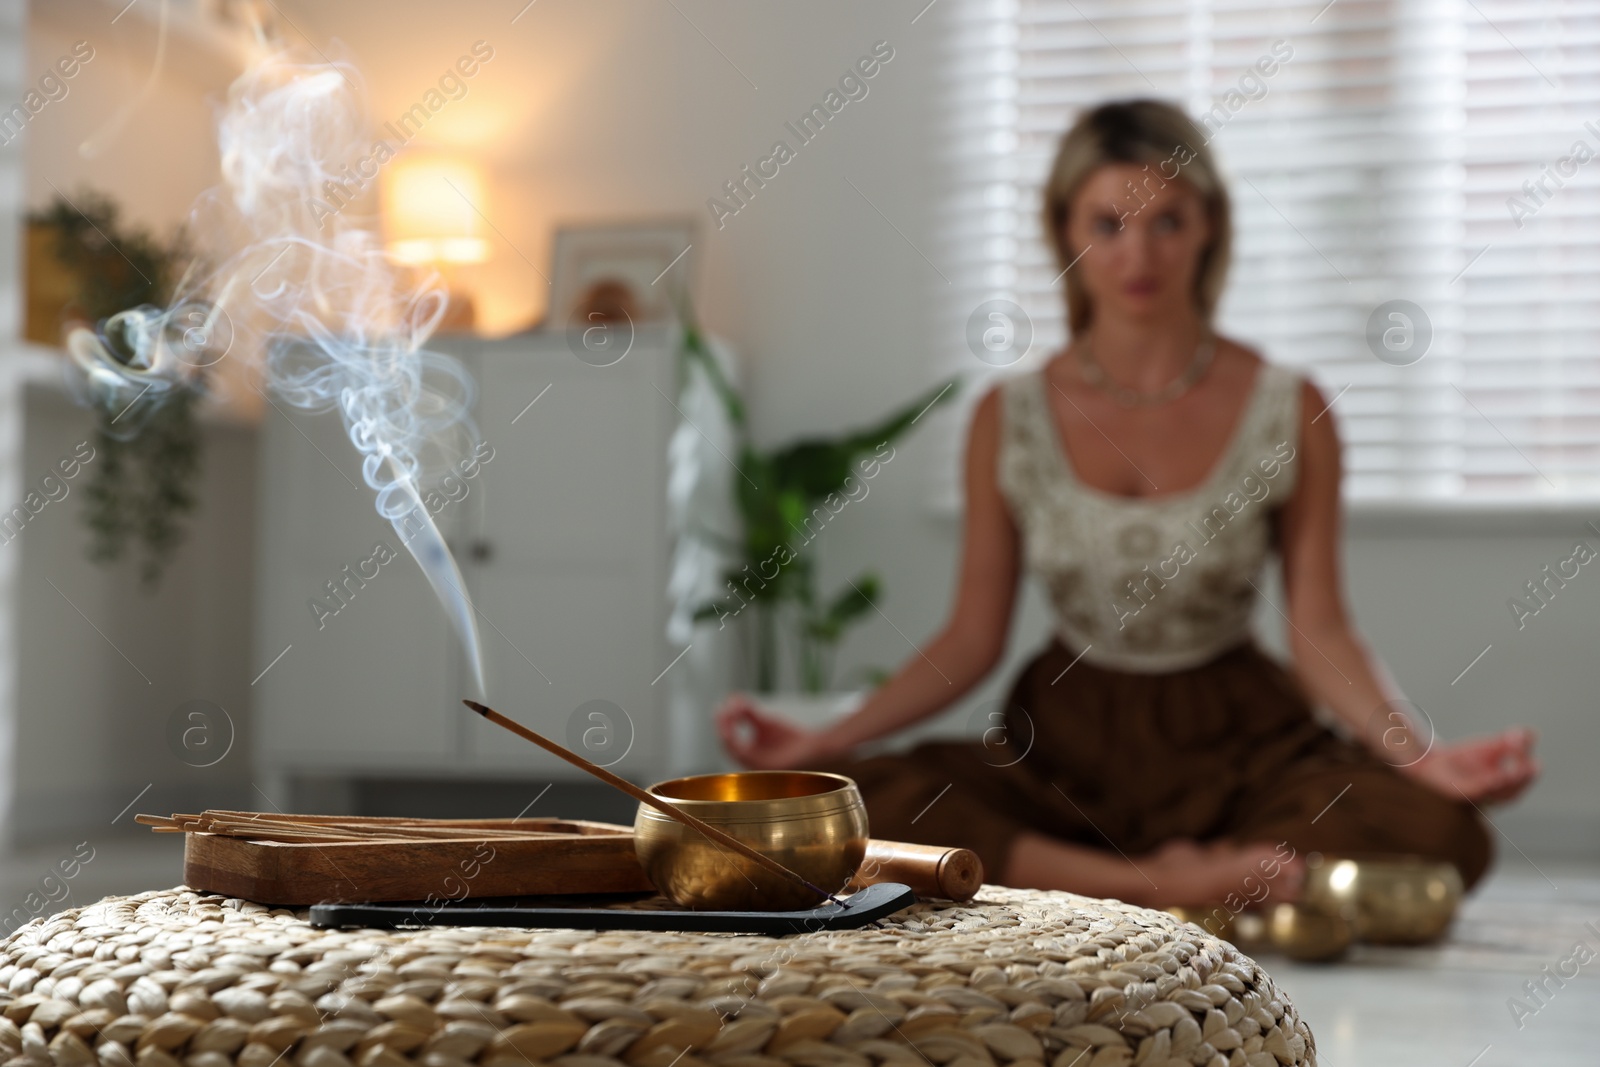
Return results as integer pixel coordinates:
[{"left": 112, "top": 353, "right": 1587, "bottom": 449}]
[{"left": 544, "top": 217, "right": 697, "bottom": 332}]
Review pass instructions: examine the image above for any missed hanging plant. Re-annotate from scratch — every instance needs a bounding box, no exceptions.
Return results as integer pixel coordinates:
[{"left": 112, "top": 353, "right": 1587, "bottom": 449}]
[
  {"left": 80, "top": 390, "right": 201, "bottom": 586},
  {"left": 27, "top": 189, "right": 203, "bottom": 588}
]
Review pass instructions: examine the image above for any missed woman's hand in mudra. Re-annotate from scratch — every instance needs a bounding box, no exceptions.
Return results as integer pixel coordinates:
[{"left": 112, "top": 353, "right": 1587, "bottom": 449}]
[
  {"left": 1400, "top": 727, "right": 1539, "bottom": 805},
  {"left": 716, "top": 693, "right": 835, "bottom": 770}
]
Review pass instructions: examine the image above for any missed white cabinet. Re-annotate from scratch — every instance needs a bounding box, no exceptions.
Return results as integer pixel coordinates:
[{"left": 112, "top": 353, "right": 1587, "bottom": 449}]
[
  {"left": 250, "top": 401, "right": 456, "bottom": 765},
  {"left": 251, "top": 326, "right": 683, "bottom": 789}
]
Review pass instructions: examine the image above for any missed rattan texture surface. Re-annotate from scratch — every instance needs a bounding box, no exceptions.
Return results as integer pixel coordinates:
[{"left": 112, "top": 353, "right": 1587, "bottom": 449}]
[{"left": 0, "top": 886, "right": 1315, "bottom": 1067}]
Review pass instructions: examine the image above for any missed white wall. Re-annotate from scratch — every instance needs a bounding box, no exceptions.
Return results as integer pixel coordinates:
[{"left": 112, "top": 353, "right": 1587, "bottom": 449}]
[
  {"left": 25, "top": 4, "right": 263, "bottom": 424},
  {"left": 270, "top": 0, "right": 1599, "bottom": 859},
  {"left": 10, "top": 388, "right": 258, "bottom": 844},
  {"left": 9, "top": 0, "right": 1586, "bottom": 858},
  {"left": 25, "top": 6, "right": 229, "bottom": 231},
  {"left": 0, "top": 0, "right": 27, "bottom": 846},
  {"left": 3, "top": 0, "right": 259, "bottom": 847},
  {"left": 1336, "top": 513, "right": 1600, "bottom": 860}
]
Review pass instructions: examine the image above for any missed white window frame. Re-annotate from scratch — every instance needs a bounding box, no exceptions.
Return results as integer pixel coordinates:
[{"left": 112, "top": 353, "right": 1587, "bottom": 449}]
[{"left": 930, "top": 0, "right": 1600, "bottom": 515}]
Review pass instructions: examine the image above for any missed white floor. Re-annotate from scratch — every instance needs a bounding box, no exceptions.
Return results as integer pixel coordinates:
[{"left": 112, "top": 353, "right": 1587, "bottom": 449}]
[
  {"left": 0, "top": 830, "right": 185, "bottom": 935},
  {"left": 1260, "top": 856, "right": 1599, "bottom": 1067},
  {"left": 2, "top": 836, "right": 1595, "bottom": 1066}
]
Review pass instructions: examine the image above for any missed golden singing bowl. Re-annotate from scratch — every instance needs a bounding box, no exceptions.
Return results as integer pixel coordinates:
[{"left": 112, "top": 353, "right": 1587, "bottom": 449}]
[
  {"left": 633, "top": 770, "right": 869, "bottom": 911},
  {"left": 1302, "top": 852, "right": 1462, "bottom": 944},
  {"left": 1231, "top": 909, "right": 1269, "bottom": 954},
  {"left": 1255, "top": 902, "right": 1353, "bottom": 962}
]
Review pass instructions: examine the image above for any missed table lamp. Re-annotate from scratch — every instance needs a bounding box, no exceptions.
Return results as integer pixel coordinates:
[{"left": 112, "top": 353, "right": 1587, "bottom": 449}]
[{"left": 382, "top": 154, "right": 491, "bottom": 331}]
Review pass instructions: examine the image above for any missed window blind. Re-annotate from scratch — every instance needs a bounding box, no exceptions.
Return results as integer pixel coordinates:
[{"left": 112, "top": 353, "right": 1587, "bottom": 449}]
[{"left": 934, "top": 0, "right": 1600, "bottom": 504}]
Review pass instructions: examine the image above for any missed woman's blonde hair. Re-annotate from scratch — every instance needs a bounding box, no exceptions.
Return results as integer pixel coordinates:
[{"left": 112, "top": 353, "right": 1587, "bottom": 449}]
[{"left": 1041, "top": 99, "right": 1231, "bottom": 335}]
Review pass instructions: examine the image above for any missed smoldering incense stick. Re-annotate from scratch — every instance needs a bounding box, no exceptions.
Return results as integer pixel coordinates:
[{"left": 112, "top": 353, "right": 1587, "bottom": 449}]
[{"left": 463, "top": 699, "right": 847, "bottom": 908}]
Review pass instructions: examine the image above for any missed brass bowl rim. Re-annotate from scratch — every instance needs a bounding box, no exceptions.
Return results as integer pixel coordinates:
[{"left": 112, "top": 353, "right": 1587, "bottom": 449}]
[
  {"left": 636, "top": 805, "right": 861, "bottom": 825},
  {"left": 637, "top": 770, "right": 865, "bottom": 825},
  {"left": 642, "top": 770, "right": 861, "bottom": 804},
  {"left": 1307, "top": 851, "right": 1461, "bottom": 871}
]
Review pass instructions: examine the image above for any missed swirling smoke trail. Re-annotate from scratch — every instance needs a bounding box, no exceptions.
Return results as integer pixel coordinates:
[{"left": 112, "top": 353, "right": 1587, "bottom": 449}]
[{"left": 63, "top": 48, "right": 487, "bottom": 696}]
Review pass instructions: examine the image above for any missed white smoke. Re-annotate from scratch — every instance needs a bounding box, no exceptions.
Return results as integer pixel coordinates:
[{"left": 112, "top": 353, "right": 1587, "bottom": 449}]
[{"left": 64, "top": 48, "right": 488, "bottom": 695}]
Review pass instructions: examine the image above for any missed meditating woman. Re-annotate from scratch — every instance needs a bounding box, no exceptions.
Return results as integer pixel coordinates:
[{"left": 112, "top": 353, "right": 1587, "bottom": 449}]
[{"left": 715, "top": 99, "right": 1540, "bottom": 907}]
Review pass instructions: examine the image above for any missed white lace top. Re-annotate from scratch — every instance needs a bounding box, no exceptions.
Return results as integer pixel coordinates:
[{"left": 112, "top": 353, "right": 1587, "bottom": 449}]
[{"left": 997, "top": 361, "right": 1305, "bottom": 673}]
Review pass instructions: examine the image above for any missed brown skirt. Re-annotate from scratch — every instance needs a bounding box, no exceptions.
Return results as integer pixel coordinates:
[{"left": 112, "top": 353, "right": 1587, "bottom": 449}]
[{"left": 810, "top": 637, "right": 1493, "bottom": 891}]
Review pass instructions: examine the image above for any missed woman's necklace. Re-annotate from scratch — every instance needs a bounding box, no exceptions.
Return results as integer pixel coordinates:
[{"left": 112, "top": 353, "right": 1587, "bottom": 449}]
[{"left": 1077, "top": 331, "right": 1216, "bottom": 407}]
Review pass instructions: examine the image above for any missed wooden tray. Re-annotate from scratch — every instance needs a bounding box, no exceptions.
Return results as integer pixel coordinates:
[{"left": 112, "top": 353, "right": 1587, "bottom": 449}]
[{"left": 183, "top": 817, "right": 654, "bottom": 905}]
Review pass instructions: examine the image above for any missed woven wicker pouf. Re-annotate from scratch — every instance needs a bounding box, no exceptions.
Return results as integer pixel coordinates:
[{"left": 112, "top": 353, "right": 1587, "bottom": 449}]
[{"left": 0, "top": 886, "right": 1316, "bottom": 1067}]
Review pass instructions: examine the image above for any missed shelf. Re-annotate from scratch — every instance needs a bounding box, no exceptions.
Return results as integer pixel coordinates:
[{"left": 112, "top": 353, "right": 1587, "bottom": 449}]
[{"left": 0, "top": 340, "right": 259, "bottom": 430}]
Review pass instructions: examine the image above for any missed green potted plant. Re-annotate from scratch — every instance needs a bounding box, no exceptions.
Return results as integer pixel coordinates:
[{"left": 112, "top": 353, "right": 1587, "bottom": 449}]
[
  {"left": 682, "top": 310, "right": 958, "bottom": 719},
  {"left": 28, "top": 189, "right": 202, "bottom": 588}
]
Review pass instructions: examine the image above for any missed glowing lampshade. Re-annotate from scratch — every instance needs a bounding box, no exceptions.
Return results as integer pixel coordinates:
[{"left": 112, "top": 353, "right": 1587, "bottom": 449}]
[{"left": 382, "top": 156, "right": 491, "bottom": 266}]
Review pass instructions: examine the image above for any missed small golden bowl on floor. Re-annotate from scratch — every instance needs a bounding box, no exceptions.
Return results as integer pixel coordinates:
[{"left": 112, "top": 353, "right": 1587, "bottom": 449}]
[
  {"left": 1302, "top": 852, "right": 1462, "bottom": 944},
  {"left": 1231, "top": 909, "right": 1268, "bottom": 953},
  {"left": 633, "top": 770, "right": 869, "bottom": 911},
  {"left": 1265, "top": 902, "right": 1352, "bottom": 961}
]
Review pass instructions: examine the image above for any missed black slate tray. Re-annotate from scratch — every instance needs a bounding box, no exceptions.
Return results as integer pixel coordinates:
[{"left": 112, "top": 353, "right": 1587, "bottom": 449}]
[{"left": 308, "top": 881, "right": 917, "bottom": 935}]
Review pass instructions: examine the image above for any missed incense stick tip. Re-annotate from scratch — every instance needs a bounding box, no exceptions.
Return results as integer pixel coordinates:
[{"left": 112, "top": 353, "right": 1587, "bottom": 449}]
[{"left": 463, "top": 699, "right": 490, "bottom": 717}]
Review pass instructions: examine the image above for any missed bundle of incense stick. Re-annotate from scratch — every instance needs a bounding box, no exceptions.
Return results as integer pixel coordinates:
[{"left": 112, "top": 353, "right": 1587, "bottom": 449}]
[
  {"left": 152, "top": 702, "right": 855, "bottom": 909},
  {"left": 136, "top": 811, "right": 608, "bottom": 843}
]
